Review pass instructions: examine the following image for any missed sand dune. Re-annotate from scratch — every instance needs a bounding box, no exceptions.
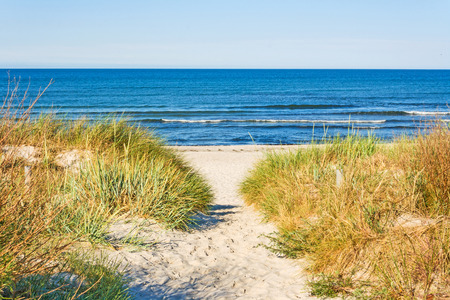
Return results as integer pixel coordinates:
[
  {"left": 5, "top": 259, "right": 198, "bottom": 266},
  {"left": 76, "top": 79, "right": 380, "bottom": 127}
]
[{"left": 107, "top": 145, "right": 315, "bottom": 299}]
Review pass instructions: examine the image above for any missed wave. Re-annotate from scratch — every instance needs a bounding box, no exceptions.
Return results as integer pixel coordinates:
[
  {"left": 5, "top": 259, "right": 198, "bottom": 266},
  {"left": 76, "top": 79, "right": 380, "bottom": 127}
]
[
  {"left": 48, "top": 110, "right": 247, "bottom": 116},
  {"left": 331, "top": 110, "right": 450, "bottom": 116},
  {"left": 405, "top": 111, "right": 450, "bottom": 115},
  {"left": 239, "top": 104, "right": 354, "bottom": 110},
  {"left": 351, "top": 111, "right": 409, "bottom": 116},
  {"left": 160, "top": 119, "right": 386, "bottom": 124}
]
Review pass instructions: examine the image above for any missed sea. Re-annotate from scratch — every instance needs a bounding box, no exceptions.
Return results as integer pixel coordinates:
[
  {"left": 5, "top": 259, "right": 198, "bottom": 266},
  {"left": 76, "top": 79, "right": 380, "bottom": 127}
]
[{"left": 1, "top": 69, "right": 449, "bottom": 145}]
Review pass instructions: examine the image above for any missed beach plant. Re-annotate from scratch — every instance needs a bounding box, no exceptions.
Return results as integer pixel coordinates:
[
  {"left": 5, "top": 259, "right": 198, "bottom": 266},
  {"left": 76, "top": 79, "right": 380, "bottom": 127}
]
[
  {"left": 0, "top": 78, "right": 213, "bottom": 298},
  {"left": 0, "top": 167, "right": 67, "bottom": 297},
  {"left": 412, "top": 121, "right": 450, "bottom": 215},
  {"left": 5, "top": 251, "right": 131, "bottom": 300},
  {"left": 2, "top": 79, "right": 212, "bottom": 239},
  {"left": 62, "top": 153, "right": 212, "bottom": 233},
  {"left": 308, "top": 273, "right": 354, "bottom": 298},
  {"left": 0, "top": 77, "right": 70, "bottom": 297},
  {"left": 241, "top": 128, "right": 450, "bottom": 298}
]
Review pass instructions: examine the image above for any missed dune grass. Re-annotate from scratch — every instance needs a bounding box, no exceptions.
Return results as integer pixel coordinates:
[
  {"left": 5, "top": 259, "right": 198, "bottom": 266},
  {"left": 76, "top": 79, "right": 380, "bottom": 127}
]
[
  {"left": 3, "top": 251, "right": 131, "bottom": 300},
  {"left": 0, "top": 79, "right": 213, "bottom": 298},
  {"left": 241, "top": 125, "right": 450, "bottom": 298}
]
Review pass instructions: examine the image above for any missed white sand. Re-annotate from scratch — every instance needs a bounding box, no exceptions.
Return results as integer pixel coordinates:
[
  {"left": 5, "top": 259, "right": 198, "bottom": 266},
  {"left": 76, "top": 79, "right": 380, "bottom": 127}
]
[{"left": 107, "top": 145, "right": 315, "bottom": 299}]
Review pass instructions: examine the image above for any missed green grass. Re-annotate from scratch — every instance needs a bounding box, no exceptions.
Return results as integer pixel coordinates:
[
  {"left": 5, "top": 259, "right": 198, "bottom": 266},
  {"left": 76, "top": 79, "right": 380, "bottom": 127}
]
[
  {"left": 241, "top": 127, "right": 450, "bottom": 298},
  {"left": 308, "top": 273, "right": 354, "bottom": 298},
  {"left": 2, "top": 114, "right": 213, "bottom": 238},
  {"left": 6, "top": 252, "right": 131, "bottom": 300},
  {"left": 0, "top": 79, "right": 213, "bottom": 298}
]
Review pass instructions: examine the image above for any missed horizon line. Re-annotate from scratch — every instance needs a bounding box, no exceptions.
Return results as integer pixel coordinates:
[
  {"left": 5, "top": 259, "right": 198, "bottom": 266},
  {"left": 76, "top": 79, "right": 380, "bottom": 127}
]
[{"left": 1, "top": 67, "right": 450, "bottom": 71}]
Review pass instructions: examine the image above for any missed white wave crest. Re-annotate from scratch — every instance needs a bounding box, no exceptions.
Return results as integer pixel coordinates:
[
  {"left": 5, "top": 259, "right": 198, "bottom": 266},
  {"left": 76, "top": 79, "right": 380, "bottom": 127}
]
[
  {"left": 162, "top": 119, "right": 223, "bottom": 123},
  {"left": 405, "top": 111, "right": 450, "bottom": 116},
  {"left": 161, "top": 119, "right": 386, "bottom": 124}
]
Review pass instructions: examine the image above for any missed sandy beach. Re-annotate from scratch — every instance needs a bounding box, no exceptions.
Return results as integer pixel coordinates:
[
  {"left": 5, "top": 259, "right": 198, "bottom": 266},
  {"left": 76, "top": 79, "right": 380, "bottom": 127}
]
[{"left": 106, "top": 145, "right": 315, "bottom": 299}]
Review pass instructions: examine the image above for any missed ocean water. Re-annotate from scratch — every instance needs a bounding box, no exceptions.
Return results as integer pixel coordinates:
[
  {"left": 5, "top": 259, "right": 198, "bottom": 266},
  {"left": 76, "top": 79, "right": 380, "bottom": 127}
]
[{"left": 1, "top": 69, "right": 449, "bottom": 145}]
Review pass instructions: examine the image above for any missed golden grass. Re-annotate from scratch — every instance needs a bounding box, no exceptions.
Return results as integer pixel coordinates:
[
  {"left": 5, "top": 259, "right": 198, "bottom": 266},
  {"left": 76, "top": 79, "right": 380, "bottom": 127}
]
[{"left": 241, "top": 127, "right": 450, "bottom": 298}]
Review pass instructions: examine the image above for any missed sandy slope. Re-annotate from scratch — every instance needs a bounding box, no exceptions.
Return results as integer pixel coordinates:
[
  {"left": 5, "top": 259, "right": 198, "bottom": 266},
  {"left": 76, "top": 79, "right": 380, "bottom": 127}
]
[{"left": 107, "top": 145, "right": 315, "bottom": 299}]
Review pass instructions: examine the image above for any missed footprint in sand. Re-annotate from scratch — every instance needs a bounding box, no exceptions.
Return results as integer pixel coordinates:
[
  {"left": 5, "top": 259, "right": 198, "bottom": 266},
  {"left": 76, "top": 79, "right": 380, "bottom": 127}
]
[{"left": 107, "top": 146, "right": 315, "bottom": 299}]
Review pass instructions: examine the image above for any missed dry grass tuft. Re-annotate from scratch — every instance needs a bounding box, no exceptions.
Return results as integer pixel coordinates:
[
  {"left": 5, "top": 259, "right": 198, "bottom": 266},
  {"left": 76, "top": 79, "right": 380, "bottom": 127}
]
[
  {"left": 414, "top": 122, "right": 450, "bottom": 215},
  {"left": 241, "top": 127, "right": 450, "bottom": 298}
]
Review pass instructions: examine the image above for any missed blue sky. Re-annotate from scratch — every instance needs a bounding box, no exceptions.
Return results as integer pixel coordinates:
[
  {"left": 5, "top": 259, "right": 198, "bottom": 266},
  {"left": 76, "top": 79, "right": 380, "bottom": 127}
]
[{"left": 1, "top": 0, "right": 449, "bottom": 68}]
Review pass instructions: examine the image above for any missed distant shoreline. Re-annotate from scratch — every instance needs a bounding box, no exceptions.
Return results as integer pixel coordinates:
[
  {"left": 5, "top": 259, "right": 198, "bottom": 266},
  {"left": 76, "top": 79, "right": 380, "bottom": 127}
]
[
  {"left": 169, "top": 142, "right": 396, "bottom": 152},
  {"left": 169, "top": 144, "right": 308, "bottom": 152}
]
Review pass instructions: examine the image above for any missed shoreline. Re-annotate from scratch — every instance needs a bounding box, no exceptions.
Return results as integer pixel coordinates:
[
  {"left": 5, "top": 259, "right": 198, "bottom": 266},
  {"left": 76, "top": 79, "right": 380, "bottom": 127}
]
[
  {"left": 168, "top": 144, "right": 315, "bottom": 152},
  {"left": 169, "top": 141, "right": 396, "bottom": 152}
]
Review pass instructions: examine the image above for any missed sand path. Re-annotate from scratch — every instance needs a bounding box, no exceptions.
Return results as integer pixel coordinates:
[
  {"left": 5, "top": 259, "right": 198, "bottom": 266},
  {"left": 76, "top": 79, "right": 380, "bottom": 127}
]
[{"left": 107, "top": 146, "right": 314, "bottom": 299}]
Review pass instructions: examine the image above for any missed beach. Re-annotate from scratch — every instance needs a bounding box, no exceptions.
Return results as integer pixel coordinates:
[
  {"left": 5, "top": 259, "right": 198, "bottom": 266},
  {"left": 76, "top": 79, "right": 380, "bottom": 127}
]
[
  {"left": 3, "top": 1, "right": 450, "bottom": 297},
  {"left": 106, "top": 145, "right": 315, "bottom": 299}
]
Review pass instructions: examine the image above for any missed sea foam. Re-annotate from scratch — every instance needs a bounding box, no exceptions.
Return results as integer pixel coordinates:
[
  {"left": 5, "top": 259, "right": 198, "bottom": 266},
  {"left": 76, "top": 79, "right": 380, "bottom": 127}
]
[
  {"left": 405, "top": 111, "right": 450, "bottom": 115},
  {"left": 161, "top": 119, "right": 387, "bottom": 124}
]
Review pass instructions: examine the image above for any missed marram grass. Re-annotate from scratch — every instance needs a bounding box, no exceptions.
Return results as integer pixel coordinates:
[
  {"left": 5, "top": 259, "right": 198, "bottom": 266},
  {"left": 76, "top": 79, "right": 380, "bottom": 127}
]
[
  {"left": 64, "top": 154, "right": 212, "bottom": 231},
  {"left": 241, "top": 126, "right": 450, "bottom": 299},
  {"left": 0, "top": 80, "right": 213, "bottom": 298}
]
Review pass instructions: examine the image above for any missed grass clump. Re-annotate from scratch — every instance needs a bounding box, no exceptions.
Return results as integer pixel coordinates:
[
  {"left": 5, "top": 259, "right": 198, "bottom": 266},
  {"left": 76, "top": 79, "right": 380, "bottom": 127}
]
[
  {"left": 0, "top": 171, "right": 66, "bottom": 296},
  {"left": 65, "top": 155, "right": 212, "bottom": 231},
  {"left": 241, "top": 128, "right": 450, "bottom": 298},
  {"left": 413, "top": 123, "right": 450, "bottom": 215},
  {"left": 308, "top": 273, "right": 355, "bottom": 298},
  {"left": 5, "top": 252, "right": 130, "bottom": 300},
  {"left": 0, "top": 78, "right": 212, "bottom": 298}
]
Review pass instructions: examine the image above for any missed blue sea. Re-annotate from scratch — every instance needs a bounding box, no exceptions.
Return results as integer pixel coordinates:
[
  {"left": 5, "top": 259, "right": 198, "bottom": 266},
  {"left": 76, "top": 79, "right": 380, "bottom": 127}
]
[{"left": 1, "top": 69, "right": 449, "bottom": 145}]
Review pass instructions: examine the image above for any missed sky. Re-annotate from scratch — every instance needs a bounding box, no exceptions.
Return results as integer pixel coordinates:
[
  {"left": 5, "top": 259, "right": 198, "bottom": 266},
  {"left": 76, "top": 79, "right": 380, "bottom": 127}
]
[{"left": 1, "top": 0, "right": 449, "bottom": 69}]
